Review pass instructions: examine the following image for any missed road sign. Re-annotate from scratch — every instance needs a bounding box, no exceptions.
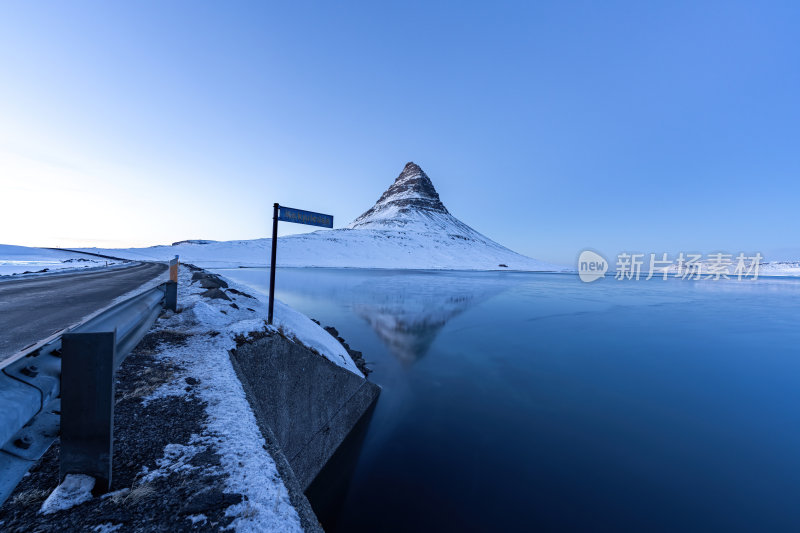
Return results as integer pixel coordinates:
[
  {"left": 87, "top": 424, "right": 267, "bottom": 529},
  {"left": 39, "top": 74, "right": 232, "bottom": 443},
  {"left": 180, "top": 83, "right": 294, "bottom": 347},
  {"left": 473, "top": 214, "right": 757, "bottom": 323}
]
[
  {"left": 277, "top": 206, "right": 333, "bottom": 228},
  {"left": 268, "top": 203, "right": 334, "bottom": 324}
]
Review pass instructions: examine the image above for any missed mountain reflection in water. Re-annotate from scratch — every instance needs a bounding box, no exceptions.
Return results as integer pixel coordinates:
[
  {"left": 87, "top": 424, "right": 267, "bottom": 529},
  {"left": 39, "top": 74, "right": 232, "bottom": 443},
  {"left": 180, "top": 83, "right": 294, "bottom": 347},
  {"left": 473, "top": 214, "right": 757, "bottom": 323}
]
[{"left": 270, "top": 268, "right": 512, "bottom": 365}]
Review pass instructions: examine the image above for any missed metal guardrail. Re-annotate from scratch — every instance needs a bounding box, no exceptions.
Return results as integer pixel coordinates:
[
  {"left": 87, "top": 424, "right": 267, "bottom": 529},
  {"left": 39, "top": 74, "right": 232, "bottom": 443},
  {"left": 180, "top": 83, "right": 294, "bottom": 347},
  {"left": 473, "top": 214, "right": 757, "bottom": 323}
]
[{"left": 0, "top": 273, "right": 178, "bottom": 504}]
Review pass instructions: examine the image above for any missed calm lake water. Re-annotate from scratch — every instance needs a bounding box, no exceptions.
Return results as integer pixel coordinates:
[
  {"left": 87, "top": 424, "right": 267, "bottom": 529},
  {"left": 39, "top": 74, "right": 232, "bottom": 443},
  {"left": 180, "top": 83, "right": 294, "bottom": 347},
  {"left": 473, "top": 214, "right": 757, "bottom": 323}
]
[{"left": 215, "top": 268, "right": 800, "bottom": 532}]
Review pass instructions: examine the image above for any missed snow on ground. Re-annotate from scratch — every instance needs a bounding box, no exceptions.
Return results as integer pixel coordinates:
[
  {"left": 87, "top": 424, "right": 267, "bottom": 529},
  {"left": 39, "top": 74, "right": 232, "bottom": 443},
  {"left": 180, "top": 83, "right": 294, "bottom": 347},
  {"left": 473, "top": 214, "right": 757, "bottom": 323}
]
[
  {"left": 130, "top": 264, "right": 361, "bottom": 530},
  {"left": 759, "top": 261, "right": 800, "bottom": 277},
  {"left": 140, "top": 267, "right": 304, "bottom": 531},
  {"left": 659, "top": 258, "right": 800, "bottom": 278},
  {"left": 76, "top": 227, "right": 568, "bottom": 272},
  {"left": 39, "top": 474, "right": 96, "bottom": 515},
  {"left": 0, "top": 244, "right": 122, "bottom": 276},
  {"left": 79, "top": 236, "right": 800, "bottom": 276},
  {"left": 160, "top": 267, "right": 362, "bottom": 378},
  {"left": 271, "top": 298, "right": 363, "bottom": 376}
]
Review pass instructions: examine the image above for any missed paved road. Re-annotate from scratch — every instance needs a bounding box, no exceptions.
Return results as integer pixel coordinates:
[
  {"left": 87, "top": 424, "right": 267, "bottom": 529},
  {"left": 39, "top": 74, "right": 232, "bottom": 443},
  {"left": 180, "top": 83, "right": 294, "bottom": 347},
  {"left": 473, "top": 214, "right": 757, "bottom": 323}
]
[{"left": 0, "top": 262, "right": 167, "bottom": 365}]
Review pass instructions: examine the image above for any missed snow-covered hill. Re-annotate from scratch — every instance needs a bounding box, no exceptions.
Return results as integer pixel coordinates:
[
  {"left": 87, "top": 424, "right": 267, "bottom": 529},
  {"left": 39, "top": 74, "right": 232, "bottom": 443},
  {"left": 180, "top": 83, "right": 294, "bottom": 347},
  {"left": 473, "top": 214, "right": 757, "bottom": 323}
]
[
  {"left": 80, "top": 163, "right": 566, "bottom": 271},
  {"left": 0, "top": 244, "right": 122, "bottom": 276},
  {"left": 759, "top": 261, "right": 800, "bottom": 277}
]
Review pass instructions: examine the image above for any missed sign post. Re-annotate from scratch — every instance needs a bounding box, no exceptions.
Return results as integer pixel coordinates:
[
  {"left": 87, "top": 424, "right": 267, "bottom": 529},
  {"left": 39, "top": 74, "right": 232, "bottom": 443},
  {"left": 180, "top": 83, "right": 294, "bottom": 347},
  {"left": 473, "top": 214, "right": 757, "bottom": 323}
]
[
  {"left": 268, "top": 204, "right": 334, "bottom": 324},
  {"left": 268, "top": 204, "right": 279, "bottom": 325}
]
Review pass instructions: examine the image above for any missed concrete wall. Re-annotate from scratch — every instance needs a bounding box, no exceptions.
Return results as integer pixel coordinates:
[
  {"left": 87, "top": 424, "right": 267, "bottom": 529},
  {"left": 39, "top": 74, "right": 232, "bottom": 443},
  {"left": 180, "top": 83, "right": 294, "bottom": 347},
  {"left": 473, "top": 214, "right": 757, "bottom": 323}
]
[{"left": 230, "top": 334, "right": 380, "bottom": 491}]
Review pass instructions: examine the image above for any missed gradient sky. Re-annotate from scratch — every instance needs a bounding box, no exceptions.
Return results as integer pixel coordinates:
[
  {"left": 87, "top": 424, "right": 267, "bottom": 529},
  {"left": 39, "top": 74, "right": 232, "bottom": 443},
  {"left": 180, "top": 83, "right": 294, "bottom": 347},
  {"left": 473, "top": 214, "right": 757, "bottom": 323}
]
[{"left": 1, "top": 1, "right": 798, "bottom": 265}]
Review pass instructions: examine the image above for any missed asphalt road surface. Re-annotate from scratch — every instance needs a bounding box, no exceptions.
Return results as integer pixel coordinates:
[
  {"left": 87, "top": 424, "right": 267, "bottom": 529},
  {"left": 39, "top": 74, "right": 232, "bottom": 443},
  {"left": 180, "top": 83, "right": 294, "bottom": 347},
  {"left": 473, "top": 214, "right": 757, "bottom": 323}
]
[{"left": 0, "top": 262, "right": 167, "bottom": 366}]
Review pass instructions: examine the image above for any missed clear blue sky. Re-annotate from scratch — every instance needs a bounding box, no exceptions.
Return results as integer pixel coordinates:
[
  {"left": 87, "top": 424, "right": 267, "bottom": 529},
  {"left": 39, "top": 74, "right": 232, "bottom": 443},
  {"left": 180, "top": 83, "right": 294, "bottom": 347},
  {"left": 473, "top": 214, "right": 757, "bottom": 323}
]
[{"left": 1, "top": 1, "right": 798, "bottom": 265}]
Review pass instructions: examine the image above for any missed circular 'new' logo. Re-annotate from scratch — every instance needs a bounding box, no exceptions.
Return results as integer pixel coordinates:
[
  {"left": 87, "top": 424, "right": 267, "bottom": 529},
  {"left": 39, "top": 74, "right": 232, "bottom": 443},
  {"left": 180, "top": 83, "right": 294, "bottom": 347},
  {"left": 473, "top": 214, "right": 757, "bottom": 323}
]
[{"left": 578, "top": 250, "right": 608, "bottom": 282}]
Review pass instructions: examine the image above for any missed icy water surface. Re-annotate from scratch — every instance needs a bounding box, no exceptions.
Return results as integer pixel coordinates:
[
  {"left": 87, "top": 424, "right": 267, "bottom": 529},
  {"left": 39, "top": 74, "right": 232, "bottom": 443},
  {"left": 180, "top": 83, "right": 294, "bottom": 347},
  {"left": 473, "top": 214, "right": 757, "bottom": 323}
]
[{"left": 215, "top": 268, "right": 800, "bottom": 532}]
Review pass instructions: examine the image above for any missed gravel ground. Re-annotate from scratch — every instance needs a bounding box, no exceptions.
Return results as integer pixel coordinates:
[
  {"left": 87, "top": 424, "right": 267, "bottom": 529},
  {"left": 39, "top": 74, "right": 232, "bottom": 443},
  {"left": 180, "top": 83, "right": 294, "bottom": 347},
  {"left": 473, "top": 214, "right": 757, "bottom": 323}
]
[{"left": 0, "top": 326, "right": 244, "bottom": 532}]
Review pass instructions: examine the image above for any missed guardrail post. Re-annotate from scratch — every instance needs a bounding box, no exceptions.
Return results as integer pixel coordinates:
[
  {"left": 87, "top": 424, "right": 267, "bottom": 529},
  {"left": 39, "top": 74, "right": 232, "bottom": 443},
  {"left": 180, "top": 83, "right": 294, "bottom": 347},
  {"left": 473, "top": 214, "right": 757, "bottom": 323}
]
[
  {"left": 60, "top": 331, "right": 116, "bottom": 493},
  {"left": 164, "top": 281, "right": 178, "bottom": 312},
  {"left": 169, "top": 255, "right": 179, "bottom": 282}
]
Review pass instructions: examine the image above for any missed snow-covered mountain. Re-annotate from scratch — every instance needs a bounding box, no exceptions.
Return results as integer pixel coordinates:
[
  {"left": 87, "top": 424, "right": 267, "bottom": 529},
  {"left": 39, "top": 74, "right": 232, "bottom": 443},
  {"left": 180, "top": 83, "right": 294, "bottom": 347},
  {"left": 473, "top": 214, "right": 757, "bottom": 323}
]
[
  {"left": 349, "top": 162, "right": 459, "bottom": 231},
  {"left": 78, "top": 162, "right": 566, "bottom": 271}
]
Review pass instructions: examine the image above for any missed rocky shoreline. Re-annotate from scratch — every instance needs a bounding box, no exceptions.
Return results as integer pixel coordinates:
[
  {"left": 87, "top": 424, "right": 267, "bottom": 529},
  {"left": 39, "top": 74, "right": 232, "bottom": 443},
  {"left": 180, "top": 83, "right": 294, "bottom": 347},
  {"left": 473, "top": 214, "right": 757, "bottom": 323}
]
[{"left": 311, "top": 320, "right": 371, "bottom": 377}]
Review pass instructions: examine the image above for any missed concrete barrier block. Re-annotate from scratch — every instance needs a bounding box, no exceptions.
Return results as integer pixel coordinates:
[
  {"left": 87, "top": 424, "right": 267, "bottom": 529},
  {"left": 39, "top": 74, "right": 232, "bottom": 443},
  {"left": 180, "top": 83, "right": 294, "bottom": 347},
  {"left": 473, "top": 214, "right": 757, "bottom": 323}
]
[{"left": 230, "top": 334, "right": 380, "bottom": 490}]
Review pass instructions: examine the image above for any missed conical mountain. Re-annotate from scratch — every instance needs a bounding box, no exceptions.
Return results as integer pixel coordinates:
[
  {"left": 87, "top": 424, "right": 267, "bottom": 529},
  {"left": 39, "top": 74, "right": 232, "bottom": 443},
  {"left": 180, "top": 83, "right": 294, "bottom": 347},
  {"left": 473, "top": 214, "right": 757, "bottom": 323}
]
[
  {"left": 349, "top": 162, "right": 449, "bottom": 228},
  {"left": 346, "top": 162, "right": 502, "bottom": 245}
]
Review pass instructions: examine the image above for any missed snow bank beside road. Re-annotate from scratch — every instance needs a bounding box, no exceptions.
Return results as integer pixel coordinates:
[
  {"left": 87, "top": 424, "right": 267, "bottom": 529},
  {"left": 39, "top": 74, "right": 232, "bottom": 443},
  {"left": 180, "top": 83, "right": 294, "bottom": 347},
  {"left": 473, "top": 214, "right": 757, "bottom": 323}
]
[
  {"left": 0, "top": 244, "right": 122, "bottom": 276},
  {"left": 146, "top": 264, "right": 364, "bottom": 526},
  {"left": 135, "top": 266, "right": 310, "bottom": 531},
  {"left": 144, "top": 265, "right": 363, "bottom": 522}
]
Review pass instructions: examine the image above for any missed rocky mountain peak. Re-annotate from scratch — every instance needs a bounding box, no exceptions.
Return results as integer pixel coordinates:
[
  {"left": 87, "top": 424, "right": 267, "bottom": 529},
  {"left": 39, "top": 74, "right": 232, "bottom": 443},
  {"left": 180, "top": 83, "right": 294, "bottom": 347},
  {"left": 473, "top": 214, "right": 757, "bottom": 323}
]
[
  {"left": 399, "top": 161, "right": 423, "bottom": 177},
  {"left": 348, "top": 162, "right": 449, "bottom": 228}
]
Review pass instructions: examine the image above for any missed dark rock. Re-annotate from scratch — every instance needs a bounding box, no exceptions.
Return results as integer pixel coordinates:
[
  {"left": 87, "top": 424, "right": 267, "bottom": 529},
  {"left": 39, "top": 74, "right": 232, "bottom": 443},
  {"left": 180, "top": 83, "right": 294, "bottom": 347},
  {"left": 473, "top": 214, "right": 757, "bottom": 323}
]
[
  {"left": 320, "top": 325, "right": 371, "bottom": 376},
  {"left": 185, "top": 377, "right": 200, "bottom": 386},
  {"left": 21, "top": 268, "right": 50, "bottom": 274},
  {"left": 228, "top": 288, "right": 255, "bottom": 299},
  {"left": 199, "top": 277, "right": 229, "bottom": 289},
  {"left": 171, "top": 240, "right": 217, "bottom": 246},
  {"left": 229, "top": 303, "right": 239, "bottom": 310},
  {"left": 200, "top": 288, "right": 230, "bottom": 301},
  {"left": 233, "top": 329, "right": 272, "bottom": 348},
  {"left": 192, "top": 272, "right": 228, "bottom": 287},
  {"left": 198, "top": 278, "right": 220, "bottom": 288}
]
